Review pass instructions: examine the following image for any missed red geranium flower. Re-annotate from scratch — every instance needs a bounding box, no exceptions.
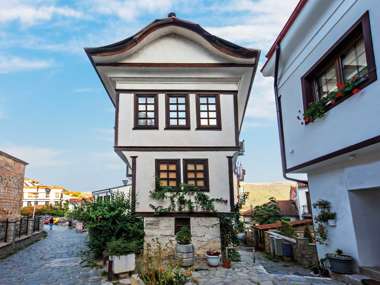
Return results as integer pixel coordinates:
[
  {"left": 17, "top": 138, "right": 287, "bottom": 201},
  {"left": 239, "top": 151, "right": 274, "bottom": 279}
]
[
  {"left": 335, "top": 92, "right": 344, "bottom": 98},
  {"left": 352, "top": 88, "right": 361, "bottom": 94},
  {"left": 336, "top": 82, "right": 345, "bottom": 90},
  {"left": 304, "top": 117, "right": 310, "bottom": 124}
]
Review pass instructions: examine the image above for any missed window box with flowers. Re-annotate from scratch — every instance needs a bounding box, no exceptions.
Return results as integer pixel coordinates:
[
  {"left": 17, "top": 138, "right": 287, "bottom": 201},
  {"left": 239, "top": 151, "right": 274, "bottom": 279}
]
[{"left": 300, "top": 11, "right": 376, "bottom": 125}]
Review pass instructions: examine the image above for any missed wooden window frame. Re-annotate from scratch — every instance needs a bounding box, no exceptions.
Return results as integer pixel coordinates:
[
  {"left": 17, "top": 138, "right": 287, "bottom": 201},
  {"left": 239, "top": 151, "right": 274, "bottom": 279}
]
[
  {"left": 302, "top": 11, "right": 376, "bottom": 113},
  {"left": 155, "top": 159, "right": 181, "bottom": 190},
  {"left": 196, "top": 94, "right": 221, "bottom": 130},
  {"left": 183, "top": 159, "right": 210, "bottom": 192},
  {"left": 165, "top": 94, "right": 190, "bottom": 130},
  {"left": 134, "top": 94, "right": 159, "bottom": 129}
]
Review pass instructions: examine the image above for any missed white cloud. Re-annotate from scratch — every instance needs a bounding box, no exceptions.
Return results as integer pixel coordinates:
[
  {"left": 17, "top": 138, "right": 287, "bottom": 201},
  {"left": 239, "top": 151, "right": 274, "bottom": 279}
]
[
  {"left": 0, "top": 0, "right": 83, "bottom": 26},
  {"left": 0, "top": 55, "right": 53, "bottom": 73},
  {"left": 86, "top": 0, "right": 173, "bottom": 21},
  {"left": 206, "top": 0, "right": 299, "bottom": 51},
  {"left": 0, "top": 145, "right": 67, "bottom": 167}
]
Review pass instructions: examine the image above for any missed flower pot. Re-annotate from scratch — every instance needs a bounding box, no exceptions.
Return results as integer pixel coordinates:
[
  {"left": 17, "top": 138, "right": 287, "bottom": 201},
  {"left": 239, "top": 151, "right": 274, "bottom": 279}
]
[
  {"left": 222, "top": 259, "right": 231, "bottom": 268},
  {"left": 175, "top": 244, "right": 194, "bottom": 267},
  {"left": 110, "top": 253, "right": 136, "bottom": 274},
  {"left": 206, "top": 254, "right": 220, "bottom": 267},
  {"left": 328, "top": 219, "right": 336, "bottom": 227},
  {"left": 327, "top": 254, "right": 354, "bottom": 274}
]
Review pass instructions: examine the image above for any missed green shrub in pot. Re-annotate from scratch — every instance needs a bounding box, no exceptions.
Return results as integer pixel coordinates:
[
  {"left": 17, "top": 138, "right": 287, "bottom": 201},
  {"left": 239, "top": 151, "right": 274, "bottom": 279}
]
[
  {"left": 176, "top": 226, "right": 191, "bottom": 245},
  {"left": 175, "top": 226, "right": 194, "bottom": 267},
  {"left": 106, "top": 239, "right": 139, "bottom": 256}
]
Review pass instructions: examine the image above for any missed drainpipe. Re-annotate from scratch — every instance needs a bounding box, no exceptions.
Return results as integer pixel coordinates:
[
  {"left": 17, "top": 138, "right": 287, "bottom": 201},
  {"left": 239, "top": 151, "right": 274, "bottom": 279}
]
[{"left": 273, "top": 44, "right": 308, "bottom": 185}]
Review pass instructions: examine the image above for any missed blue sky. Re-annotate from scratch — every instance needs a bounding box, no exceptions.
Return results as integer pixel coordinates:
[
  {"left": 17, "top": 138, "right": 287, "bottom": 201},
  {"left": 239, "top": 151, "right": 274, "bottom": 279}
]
[{"left": 0, "top": 0, "right": 299, "bottom": 192}]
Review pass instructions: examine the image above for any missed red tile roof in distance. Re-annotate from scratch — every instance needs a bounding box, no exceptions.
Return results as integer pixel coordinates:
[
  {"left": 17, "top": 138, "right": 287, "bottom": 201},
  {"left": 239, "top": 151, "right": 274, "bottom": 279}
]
[
  {"left": 261, "top": 0, "right": 308, "bottom": 71},
  {"left": 254, "top": 219, "right": 312, "bottom": 230}
]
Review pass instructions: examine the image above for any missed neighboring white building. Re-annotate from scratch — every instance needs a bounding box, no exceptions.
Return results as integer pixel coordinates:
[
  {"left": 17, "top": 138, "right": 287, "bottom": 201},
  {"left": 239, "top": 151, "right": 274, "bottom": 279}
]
[
  {"left": 262, "top": 0, "right": 379, "bottom": 269},
  {"left": 86, "top": 13, "right": 259, "bottom": 255},
  {"left": 23, "top": 178, "right": 65, "bottom": 207},
  {"left": 92, "top": 185, "right": 131, "bottom": 200}
]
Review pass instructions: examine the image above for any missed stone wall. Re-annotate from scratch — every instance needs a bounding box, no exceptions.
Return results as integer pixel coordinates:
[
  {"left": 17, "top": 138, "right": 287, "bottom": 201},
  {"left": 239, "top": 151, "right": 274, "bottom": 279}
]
[
  {"left": 0, "top": 151, "right": 26, "bottom": 218},
  {"left": 144, "top": 217, "right": 221, "bottom": 257}
]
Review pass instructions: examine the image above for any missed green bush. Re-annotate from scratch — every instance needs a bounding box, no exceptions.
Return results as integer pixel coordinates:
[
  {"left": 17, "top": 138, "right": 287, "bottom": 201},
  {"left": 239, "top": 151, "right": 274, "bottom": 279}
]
[
  {"left": 106, "top": 239, "right": 139, "bottom": 256},
  {"left": 67, "top": 193, "right": 144, "bottom": 258},
  {"left": 279, "top": 220, "right": 295, "bottom": 238},
  {"left": 175, "top": 226, "right": 191, "bottom": 245},
  {"left": 252, "top": 197, "right": 281, "bottom": 225}
]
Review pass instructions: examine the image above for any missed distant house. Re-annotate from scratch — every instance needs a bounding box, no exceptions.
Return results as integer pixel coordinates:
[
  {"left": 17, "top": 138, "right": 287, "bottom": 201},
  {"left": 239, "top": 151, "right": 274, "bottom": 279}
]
[
  {"left": 92, "top": 184, "right": 131, "bottom": 201},
  {"left": 0, "top": 151, "right": 27, "bottom": 218},
  {"left": 241, "top": 198, "right": 300, "bottom": 224},
  {"left": 262, "top": 0, "right": 380, "bottom": 268}
]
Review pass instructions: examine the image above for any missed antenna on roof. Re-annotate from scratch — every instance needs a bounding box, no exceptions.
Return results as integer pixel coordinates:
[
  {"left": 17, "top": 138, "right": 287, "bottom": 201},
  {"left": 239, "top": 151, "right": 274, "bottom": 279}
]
[{"left": 168, "top": 12, "right": 176, "bottom": 18}]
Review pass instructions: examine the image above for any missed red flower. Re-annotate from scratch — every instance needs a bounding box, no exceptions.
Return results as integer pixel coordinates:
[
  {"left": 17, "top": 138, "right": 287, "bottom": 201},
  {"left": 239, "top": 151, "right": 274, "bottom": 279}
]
[
  {"left": 335, "top": 92, "right": 344, "bottom": 98},
  {"left": 336, "top": 82, "right": 345, "bottom": 90},
  {"left": 352, "top": 88, "right": 361, "bottom": 94},
  {"left": 304, "top": 117, "right": 310, "bottom": 124}
]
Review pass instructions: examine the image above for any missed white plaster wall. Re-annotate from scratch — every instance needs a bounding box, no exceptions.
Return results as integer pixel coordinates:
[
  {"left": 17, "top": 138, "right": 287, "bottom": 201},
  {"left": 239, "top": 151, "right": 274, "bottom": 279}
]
[
  {"left": 125, "top": 151, "right": 234, "bottom": 213},
  {"left": 296, "top": 188, "right": 309, "bottom": 219},
  {"left": 308, "top": 151, "right": 380, "bottom": 266},
  {"left": 122, "top": 34, "right": 227, "bottom": 63},
  {"left": 349, "top": 189, "right": 380, "bottom": 267},
  {"left": 118, "top": 93, "right": 237, "bottom": 147},
  {"left": 273, "top": 0, "right": 380, "bottom": 169}
]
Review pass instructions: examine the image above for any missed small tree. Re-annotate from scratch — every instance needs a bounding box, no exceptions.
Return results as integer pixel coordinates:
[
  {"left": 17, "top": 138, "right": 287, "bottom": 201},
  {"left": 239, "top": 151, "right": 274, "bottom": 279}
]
[{"left": 251, "top": 197, "right": 281, "bottom": 225}]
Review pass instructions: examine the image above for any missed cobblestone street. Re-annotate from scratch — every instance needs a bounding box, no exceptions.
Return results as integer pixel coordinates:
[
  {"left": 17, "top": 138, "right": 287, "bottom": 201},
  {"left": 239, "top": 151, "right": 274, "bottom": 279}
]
[
  {"left": 0, "top": 225, "right": 102, "bottom": 285},
  {"left": 192, "top": 249, "right": 344, "bottom": 285}
]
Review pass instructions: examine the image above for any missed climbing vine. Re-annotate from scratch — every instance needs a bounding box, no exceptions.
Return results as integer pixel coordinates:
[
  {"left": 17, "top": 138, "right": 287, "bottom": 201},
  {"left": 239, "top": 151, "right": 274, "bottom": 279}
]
[
  {"left": 313, "top": 199, "right": 336, "bottom": 245},
  {"left": 149, "top": 182, "right": 227, "bottom": 214}
]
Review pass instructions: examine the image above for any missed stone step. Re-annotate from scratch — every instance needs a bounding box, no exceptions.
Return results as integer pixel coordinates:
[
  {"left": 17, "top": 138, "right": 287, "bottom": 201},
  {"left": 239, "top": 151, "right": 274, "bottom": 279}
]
[
  {"left": 331, "top": 272, "right": 372, "bottom": 285},
  {"left": 361, "top": 267, "right": 380, "bottom": 281}
]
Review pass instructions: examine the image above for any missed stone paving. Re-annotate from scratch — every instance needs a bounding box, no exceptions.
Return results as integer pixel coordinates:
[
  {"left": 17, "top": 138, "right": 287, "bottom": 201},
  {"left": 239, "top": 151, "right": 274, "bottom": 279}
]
[
  {"left": 190, "top": 249, "right": 345, "bottom": 285},
  {"left": 0, "top": 225, "right": 103, "bottom": 285}
]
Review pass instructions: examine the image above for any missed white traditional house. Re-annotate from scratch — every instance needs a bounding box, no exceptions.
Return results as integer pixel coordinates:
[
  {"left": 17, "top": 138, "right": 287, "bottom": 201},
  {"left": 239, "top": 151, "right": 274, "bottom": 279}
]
[
  {"left": 262, "top": 0, "right": 379, "bottom": 270},
  {"left": 85, "top": 13, "right": 259, "bottom": 255}
]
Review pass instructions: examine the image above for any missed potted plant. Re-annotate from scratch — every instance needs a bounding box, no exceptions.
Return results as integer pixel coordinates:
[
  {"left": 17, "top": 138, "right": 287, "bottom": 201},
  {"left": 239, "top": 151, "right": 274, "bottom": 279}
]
[
  {"left": 106, "top": 239, "right": 138, "bottom": 274},
  {"left": 222, "top": 257, "right": 231, "bottom": 268},
  {"left": 327, "top": 249, "right": 354, "bottom": 274},
  {"left": 206, "top": 250, "right": 220, "bottom": 267},
  {"left": 175, "top": 226, "right": 194, "bottom": 267}
]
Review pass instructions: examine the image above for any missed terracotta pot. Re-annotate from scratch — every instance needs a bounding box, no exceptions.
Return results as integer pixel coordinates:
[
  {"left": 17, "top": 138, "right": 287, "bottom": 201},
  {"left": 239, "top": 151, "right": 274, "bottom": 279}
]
[{"left": 223, "top": 259, "right": 231, "bottom": 268}]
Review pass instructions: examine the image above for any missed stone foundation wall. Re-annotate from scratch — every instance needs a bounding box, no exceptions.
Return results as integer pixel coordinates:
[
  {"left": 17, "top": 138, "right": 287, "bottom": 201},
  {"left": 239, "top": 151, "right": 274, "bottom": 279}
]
[
  {"left": 0, "top": 152, "right": 26, "bottom": 218},
  {"left": 143, "top": 216, "right": 221, "bottom": 257}
]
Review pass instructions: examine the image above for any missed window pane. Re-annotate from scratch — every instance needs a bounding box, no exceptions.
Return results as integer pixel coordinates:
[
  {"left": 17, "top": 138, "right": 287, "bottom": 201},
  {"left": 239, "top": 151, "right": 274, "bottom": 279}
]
[
  {"left": 170, "top": 105, "right": 177, "bottom": 111},
  {"left": 147, "top": 119, "right": 155, "bottom": 125},
  {"left": 160, "top": 181, "right": 168, "bottom": 186},
  {"left": 169, "top": 97, "right": 177, "bottom": 103},
  {"left": 196, "top": 180, "right": 205, "bottom": 187},
  {"left": 188, "top": 172, "right": 195, "bottom": 178},
  {"left": 196, "top": 172, "right": 204, "bottom": 178},
  {"left": 187, "top": 164, "right": 195, "bottom": 170},
  {"left": 208, "top": 97, "right": 216, "bottom": 104},
  {"left": 196, "top": 164, "right": 204, "bottom": 170},
  {"left": 178, "top": 105, "right": 185, "bottom": 111},
  {"left": 138, "top": 112, "right": 147, "bottom": 118},
  {"left": 169, "top": 181, "right": 177, "bottom": 187},
  {"left": 168, "top": 164, "right": 176, "bottom": 170},
  {"left": 209, "top": 112, "right": 217, "bottom": 118},
  {"left": 188, "top": 180, "right": 195, "bottom": 185},
  {"left": 316, "top": 64, "right": 337, "bottom": 99},
  {"left": 138, "top": 97, "right": 146, "bottom": 103},
  {"left": 169, "top": 172, "right": 176, "bottom": 179},
  {"left": 160, "top": 172, "right": 168, "bottom": 178},
  {"left": 200, "top": 97, "right": 207, "bottom": 104},
  {"left": 147, "top": 105, "right": 154, "bottom": 111},
  {"left": 147, "top": 97, "right": 155, "bottom": 104},
  {"left": 138, "top": 119, "right": 146, "bottom": 125},
  {"left": 178, "top": 112, "right": 186, "bottom": 118},
  {"left": 200, "top": 112, "right": 208, "bottom": 118},
  {"left": 177, "top": 97, "right": 185, "bottom": 104},
  {"left": 170, "top": 112, "right": 178, "bottom": 118},
  {"left": 200, "top": 119, "right": 208, "bottom": 125},
  {"left": 170, "top": 119, "right": 177, "bottom": 125},
  {"left": 178, "top": 119, "right": 186, "bottom": 126},
  {"left": 147, "top": 112, "right": 155, "bottom": 118},
  {"left": 160, "top": 164, "right": 168, "bottom": 170},
  {"left": 209, "top": 119, "right": 217, "bottom": 125},
  {"left": 342, "top": 38, "right": 368, "bottom": 82},
  {"left": 200, "top": 105, "right": 207, "bottom": 111},
  {"left": 208, "top": 105, "right": 216, "bottom": 111},
  {"left": 138, "top": 105, "right": 146, "bottom": 111}
]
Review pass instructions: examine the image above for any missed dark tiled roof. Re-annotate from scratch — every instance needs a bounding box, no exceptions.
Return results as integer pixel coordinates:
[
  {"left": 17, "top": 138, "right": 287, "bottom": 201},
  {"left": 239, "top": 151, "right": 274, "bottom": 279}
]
[{"left": 85, "top": 16, "right": 259, "bottom": 59}]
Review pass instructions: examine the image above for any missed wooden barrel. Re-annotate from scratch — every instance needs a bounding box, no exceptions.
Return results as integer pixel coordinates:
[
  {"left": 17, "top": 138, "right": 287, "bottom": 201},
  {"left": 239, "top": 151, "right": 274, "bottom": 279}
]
[{"left": 175, "top": 244, "right": 194, "bottom": 267}]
